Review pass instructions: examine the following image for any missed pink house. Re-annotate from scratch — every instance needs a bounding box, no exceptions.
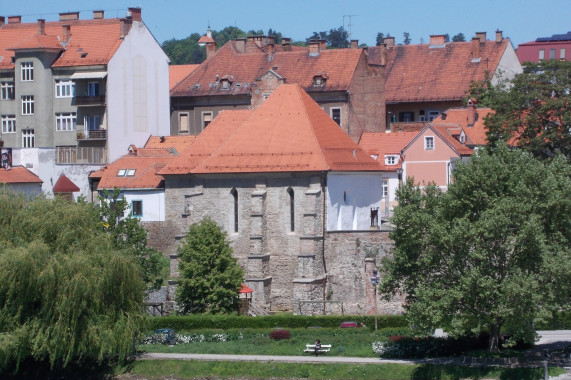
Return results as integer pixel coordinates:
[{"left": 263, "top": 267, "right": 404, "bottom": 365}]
[{"left": 517, "top": 32, "right": 571, "bottom": 63}]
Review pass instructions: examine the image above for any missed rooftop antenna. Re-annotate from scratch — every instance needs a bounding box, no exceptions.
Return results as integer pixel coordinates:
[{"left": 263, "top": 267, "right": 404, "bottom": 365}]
[{"left": 343, "top": 14, "right": 358, "bottom": 41}]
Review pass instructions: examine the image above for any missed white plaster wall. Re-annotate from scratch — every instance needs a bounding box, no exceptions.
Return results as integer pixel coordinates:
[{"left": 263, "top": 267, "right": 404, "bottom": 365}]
[
  {"left": 493, "top": 43, "right": 523, "bottom": 85},
  {"left": 107, "top": 21, "right": 170, "bottom": 162},
  {"left": 12, "top": 148, "right": 102, "bottom": 199},
  {"left": 326, "top": 172, "right": 384, "bottom": 231},
  {"left": 119, "top": 190, "right": 165, "bottom": 222}
]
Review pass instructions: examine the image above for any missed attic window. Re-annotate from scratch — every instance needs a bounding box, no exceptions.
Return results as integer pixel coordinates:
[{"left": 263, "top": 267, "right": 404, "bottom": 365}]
[
  {"left": 384, "top": 155, "right": 398, "bottom": 165},
  {"left": 81, "top": 52, "right": 88, "bottom": 58},
  {"left": 193, "top": 84, "right": 200, "bottom": 90},
  {"left": 313, "top": 72, "right": 328, "bottom": 87},
  {"left": 220, "top": 79, "right": 230, "bottom": 89},
  {"left": 117, "top": 169, "right": 136, "bottom": 177}
]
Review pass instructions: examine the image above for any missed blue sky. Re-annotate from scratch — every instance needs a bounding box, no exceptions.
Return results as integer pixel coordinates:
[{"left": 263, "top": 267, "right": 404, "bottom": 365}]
[{"left": 4, "top": 0, "right": 570, "bottom": 47}]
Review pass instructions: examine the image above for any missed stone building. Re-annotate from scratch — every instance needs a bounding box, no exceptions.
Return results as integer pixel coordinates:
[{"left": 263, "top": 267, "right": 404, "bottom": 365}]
[{"left": 159, "top": 84, "right": 400, "bottom": 315}]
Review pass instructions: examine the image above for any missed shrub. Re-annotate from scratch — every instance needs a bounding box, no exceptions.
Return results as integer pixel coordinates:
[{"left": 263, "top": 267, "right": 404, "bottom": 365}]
[
  {"left": 269, "top": 330, "right": 290, "bottom": 341},
  {"left": 372, "top": 334, "right": 489, "bottom": 359}
]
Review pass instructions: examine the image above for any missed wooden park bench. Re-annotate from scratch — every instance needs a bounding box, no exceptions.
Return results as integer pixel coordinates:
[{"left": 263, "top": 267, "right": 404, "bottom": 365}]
[{"left": 303, "top": 344, "right": 332, "bottom": 354}]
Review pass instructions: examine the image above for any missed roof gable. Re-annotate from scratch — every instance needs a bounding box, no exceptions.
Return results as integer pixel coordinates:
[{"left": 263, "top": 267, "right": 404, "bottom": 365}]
[{"left": 53, "top": 174, "right": 80, "bottom": 193}]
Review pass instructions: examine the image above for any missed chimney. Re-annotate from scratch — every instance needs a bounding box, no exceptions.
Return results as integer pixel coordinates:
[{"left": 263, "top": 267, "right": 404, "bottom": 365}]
[
  {"left": 384, "top": 36, "right": 395, "bottom": 48},
  {"left": 281, "top": 37, "right": 291, "bottom": 51},
  {"left": 0, "top": 17, "right": 5, "bottom": 27},
  {"left": 475, "top": 32, "right": 486, "bottom": 43},
  {"left": 59, "top": 12, "right": 79, "bottom": 21},
  {"left": 128, "top": 7, "right": 142, "bottom": 22},
  {"left": 467, "top": 98, "right": 477, "bottom": 126},
  {"left": 309, "top": 40, "right": 320, "bottom": 56},
  {"left": 120, "top": 18, "right": 133, "bottom": 38},
  {"left": 495, "top": 30, "right": 503, "bottom": 43},
  {"left": 265, "top": 36, "right": 275, "bottom": 46},
  {"left": 8, "top": 16, "right": 22, "bottom": 24},
  {"left": 62, "top": 24, "right": 71, "bottom": 42},
  {"left": 235, "top": 38, "right": 246, "bottom": 53},
  {"left": 429, "top": 35, "right": 446, "bottom": 46},
  {"left": 319, "top": 39, "right": 326, "bottom": 51},
  {"left": 380, "top": 43, "right": 388, "bottom": 66},
  {"left": 471, "top": 37, "right": 480, "bottom": 61},
  {"left": 93, "top": 10, "right": 104, "bottom": 19},
  {"left": 266, "top": 43, "right": 275, "bottom": 58},
  {"left": 37, "top": 19, "right": 45, "bottom": 35},
  {"left": 350, "top": 39, "right": 359, "bottom": 49},
  {"left": 206, "top": 41, "right": 216, "bottom": 59}
]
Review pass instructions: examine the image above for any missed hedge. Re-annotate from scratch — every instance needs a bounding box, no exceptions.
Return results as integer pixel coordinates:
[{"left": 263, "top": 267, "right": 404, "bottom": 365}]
[{"left": 145, "top": 314, "right": 407, "bottom": 331}]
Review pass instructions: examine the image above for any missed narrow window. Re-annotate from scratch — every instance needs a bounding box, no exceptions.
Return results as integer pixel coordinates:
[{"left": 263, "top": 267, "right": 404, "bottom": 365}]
[
  {"left": 549, "top": 48, "right": 556, "bottom": 60},
  {"left": 21, "top": 95, "right": 34, "bottom": 115},
  {"left": 331, "top": 108, "right": 341, "bottom": 126},
  {"left": 539, "top": 49, "right": 545, "bottom": 60},
  {"left": 85, "top": 115, "right": 101, "bottom": 130},
  {"left": 22, "top": 129, "right": 35, "bottom": 148},
  {"left": 560, "top": 48, "right": 566, "bottom": 60},
  {"left": 21, "top": 62, "right": 33, "bottom": 81},
  {"left": 425, "top": 136, "right": 434, "bottom": 150},
  {"left": 231, "top": 188, "right": 238, "bottom": 233},
  {"left": 131, "top": 200, "right": 143, "bottom": 217},
  {"left": 382, "top": 179, "right": 388, "bottom": 198},
  {"left": 1, "top": 115, "right": 16, "bottom": 133},
  {"left": 1, "top": 82, "right": 15, "bottom": 100},
  {"left": 88, "top": 82, "right": 99, "bottom": 96},
  {"left": 287, "top": 187, "right": 295, "bottom": 232},
  {"left": 179, "top": 113, "right": 189, "bottom": 132},
  {"left": 202, "top": 111, "right": 213, "bottom": 129}
]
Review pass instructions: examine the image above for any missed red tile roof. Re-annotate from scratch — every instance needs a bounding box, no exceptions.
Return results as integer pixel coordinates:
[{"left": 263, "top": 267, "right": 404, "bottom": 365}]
[
  {"left": 53, "top": 174, "right": 80, "bottom": 193},
  {"left": 431, "top": 107, "right": 493, "bottom": 146},
  {"left": 163, "top": 84, "right": 381, "bottom": 175},
  {"left": 170, "top": 41, "right": 364, "bottom": 97},
  {"left": 0, "top": 18, "right": 126, "bottom": 69},
  {"left": 0, "top": 166, "right": 43, "bottom": 184},
  {"left": 169, "top": 64, "right": 200, "bottom": 90},
  {"left": 144, "top": 135, "right": 196, "bottom": 153},
  {"left": 369, "top": 40, "right": 510, "bottom": 103},
  {"left": 431, "top": 125, "right": 473, "bottom": 156},
  {"left": 359, "top": 132, "right": 417, "bottom": 170}
]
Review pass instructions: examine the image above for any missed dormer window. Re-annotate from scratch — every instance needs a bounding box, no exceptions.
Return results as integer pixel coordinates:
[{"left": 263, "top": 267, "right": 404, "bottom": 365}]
[
  {"left": 312, "top": 72, "right": 328, "bottom": 87},
  {"left": 219, "top": 75, "right": 234, "bottom": 90},
  {"left": 385, "top": 155, "right": 398, "bottom": 165}
]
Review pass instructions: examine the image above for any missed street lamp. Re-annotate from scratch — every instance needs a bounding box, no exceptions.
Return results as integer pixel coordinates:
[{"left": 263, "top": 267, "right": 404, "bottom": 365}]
[{"left": 370, "top": 269, "right": 380, "bottom": 331}]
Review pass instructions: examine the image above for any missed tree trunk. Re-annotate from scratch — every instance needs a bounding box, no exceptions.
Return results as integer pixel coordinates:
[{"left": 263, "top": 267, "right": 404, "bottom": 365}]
[{"left": 489, "top": 324, "right": 500, "bottom": 352}]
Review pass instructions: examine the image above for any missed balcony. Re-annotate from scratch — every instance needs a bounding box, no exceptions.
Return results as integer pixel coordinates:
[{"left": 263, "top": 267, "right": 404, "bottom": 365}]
[
  {"left": 74, "top": 95, "right": 106, "bottom": 106},
  {"left": 77, "top": 129, "right": 106, "bottom": 140}
]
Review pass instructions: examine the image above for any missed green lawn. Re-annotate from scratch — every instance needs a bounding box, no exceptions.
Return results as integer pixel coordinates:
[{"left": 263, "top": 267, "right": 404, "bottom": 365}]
[{"left": 117, "top": 359, "right": 566, "bottom": 380}]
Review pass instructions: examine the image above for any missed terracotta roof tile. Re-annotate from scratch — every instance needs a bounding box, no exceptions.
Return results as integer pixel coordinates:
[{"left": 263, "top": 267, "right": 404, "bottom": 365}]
[
  {"left": 143, "top": 135, "right": 196, "bottom": 153},
  {"left": 53, "top": 174, "right": 80, "bottom": 193},
  {"left": 0, "top": 166, "right": 43, "bottom": 184},
  {"left": 93, "top": 154, "right": 175, "bottom": 190},
  {"left": 164, "top": 84, "right": 381, "bottom": 175},
  {"left": 0, "top": 18, "right": 125, "bottom": 69},
  {"left": 359, "top": 132, "right": 417, "bottom": 170},
  {"left": 431, "top": 107, "right": 493, "bottom": 146},
  {"left": 431, "top": 125, "right": 473, "bottom": 156},
  {"left": 369, "top": 40, "right": 510, "bottom": 103},
  {"left": 171, "top": 41, "right": 364, "bottom": 97},
  {"left": 169, "top": 64, "right": 200, "bottom": 90}
]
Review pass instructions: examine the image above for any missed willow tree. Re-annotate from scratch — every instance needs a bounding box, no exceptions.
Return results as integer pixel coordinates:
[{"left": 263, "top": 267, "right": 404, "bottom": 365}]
[
  {"left": 380, "top": 144, "right": 571, "bottom": 351},
  {"left": 0, "top": 192, "right": 145, "bottom": 373}
]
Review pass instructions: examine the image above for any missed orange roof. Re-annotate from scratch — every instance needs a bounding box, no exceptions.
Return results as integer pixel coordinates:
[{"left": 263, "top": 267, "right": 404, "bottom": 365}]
[
  {"left": 144, "top": 135, "right": 196, "bottom": 153},
  {"left": 163, "top": 84, "right": 381, "bottom": 175},
  {"left": 169, "top": 64, "right": 200, "bottom": 90},
  {"left": 0, "top": 17, "right": 126, "bottom": 69},
  {"left": 171, "top": 41, "right": 364, "bottom": 97},
  {"left": 92, "top": 154, "right": 174, "bottom": 190},
  {"left": 369, "top": 40, "right": 510, "bottom": 103},
  {"left": 431, "top": 125, "right": 473, "bottom": 156},
  {"left": 0, "top": 167, "right": 42, "bottom": 184},
  {"left": 53, "top": 174, "right": 80, "bottom": 193},
  {"left": 431, "top": 106, "right": 494, "bottom": 146},
  {"left": 359, "top": 132, "right": 417, "bottom": 170}
]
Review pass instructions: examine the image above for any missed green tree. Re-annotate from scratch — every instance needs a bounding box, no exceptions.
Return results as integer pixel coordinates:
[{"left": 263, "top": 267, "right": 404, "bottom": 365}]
[
  {"left": 176, "top": 217, "right": 244, "bottom": 314},
  {"left": 483, "top": 60, "right": 571, "bottom": 160},
  {"left": 376, "top": 32, "right": 384, "bottom": 46},
  {"left": 403, "top": 32, "right": 411, "bottom": 45},
  {"left": 444, "top": 33, "right": 450, "bottom": 42},
  {"left": 0, "top": 192, "right": 145, "bottom": 372},
  {"left": 452, "top": 32, "right": 466, "bottom": 42},
  {"left": 97, "top": 188, "right": 167, "bottom": 289},
  {"left": 380, "top": 144, "right": 571, "bottom": 351}
]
